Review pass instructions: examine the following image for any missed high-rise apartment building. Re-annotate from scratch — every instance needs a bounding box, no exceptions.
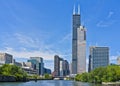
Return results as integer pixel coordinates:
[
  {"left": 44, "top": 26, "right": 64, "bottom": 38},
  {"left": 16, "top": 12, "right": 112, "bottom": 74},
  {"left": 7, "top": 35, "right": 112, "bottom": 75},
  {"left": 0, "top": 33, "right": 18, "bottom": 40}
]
[
  {"left": 88, "top": 46, "right": 109, "bottom": 72},
  {"left": 0, "top": 53, "right": 13, "bottom": 65},
  {"left": 63, "top": 60, "right": 70, "bottom": 76},
  {"left": 54, "top": 55, "right": 60, "bottom": 76},
  {"left": 72, "top": 5, "right": 86, "bottom": 74},
  {"left": 54, "top": 55, "right": 69, "bottom": 76}
]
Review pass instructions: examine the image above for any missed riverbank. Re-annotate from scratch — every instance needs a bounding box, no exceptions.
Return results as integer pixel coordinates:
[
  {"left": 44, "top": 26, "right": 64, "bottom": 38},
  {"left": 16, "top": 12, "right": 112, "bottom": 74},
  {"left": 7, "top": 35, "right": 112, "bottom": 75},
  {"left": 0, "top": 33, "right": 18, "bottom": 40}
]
[
  {"left": 0, "top": 75, "right": 28, "bottom": 82},
  {"left": 0, "top": 75, "right": 53, "bottom": 82},
  {"left": 102, "top": 82, "right": 120, "bottom": 85}
]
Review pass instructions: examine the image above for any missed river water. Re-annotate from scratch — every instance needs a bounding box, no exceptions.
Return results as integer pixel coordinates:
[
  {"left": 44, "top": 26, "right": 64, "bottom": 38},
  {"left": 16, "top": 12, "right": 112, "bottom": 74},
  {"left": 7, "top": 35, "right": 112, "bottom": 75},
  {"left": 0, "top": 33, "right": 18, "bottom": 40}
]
[{"left": 0, "top": 80, "right": 103, "bottom": 86}]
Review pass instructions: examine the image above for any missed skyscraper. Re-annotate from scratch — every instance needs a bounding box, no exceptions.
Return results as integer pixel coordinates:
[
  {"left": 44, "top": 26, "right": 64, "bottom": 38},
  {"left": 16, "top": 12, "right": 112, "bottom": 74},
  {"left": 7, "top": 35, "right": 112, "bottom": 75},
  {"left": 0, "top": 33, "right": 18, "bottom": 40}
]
[
  {"left": 54, "top": 55, "right": 69, "bottom": 76},
  {"left": 72, "top": 5, "right": 86, "bottom": 74},
  {"left": 88, "top": 46, "right": 109, "bottom": 72}
]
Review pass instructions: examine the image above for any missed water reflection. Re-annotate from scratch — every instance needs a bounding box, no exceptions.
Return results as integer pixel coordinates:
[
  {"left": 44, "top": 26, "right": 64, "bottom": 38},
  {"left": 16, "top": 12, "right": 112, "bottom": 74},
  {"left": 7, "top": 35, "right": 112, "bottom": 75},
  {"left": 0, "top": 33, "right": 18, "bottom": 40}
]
[{"left": 0, "top": 80, "right": 103, "bottom": 86}]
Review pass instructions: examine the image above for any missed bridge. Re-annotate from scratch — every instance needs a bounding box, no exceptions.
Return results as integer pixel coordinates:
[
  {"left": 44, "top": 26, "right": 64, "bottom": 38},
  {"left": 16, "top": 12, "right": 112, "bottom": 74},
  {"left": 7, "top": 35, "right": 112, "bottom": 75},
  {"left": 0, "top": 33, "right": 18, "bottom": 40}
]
[
  {"left": 53, "top": 74, "right": 76, "bottom": 80},
  {"left": 53, "top": 76, "right": 68, "bottom": 80}
]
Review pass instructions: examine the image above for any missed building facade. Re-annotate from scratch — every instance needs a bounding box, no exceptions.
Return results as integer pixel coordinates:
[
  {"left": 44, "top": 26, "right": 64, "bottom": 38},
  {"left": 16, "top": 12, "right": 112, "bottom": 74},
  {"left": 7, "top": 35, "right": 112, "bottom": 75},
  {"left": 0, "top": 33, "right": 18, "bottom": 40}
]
[
  {"left": 88, "top": 46, "right": 109, "bottom": 72},
  {"left": 72, "top": 6, "right": 86, "bottom": 74},
  {"left": 54, "top": 55, "right": 60, "bottom": 76},
  {"left": 44, "top": 68, "right": 51, "bottom": 74},
  {"left": 63, "top": 60, "right": 70, "bottom": 76},
  {"left": 28, "top": 57, "right": 44, "bottom": 75},
  {"left": 54, "top": 55, "right": 69, "bottom": 77},
  {"left": 0, "top": 53, "right": 13, "bottom": 65}
]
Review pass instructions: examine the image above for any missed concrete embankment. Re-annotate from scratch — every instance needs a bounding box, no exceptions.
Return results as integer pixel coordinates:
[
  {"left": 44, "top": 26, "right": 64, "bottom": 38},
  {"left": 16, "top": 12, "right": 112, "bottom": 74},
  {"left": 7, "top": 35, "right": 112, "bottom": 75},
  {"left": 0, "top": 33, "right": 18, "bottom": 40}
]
[
  {"left": 0, "top": 75, "right": 28, "bottom": 82},
  {"left": 0, "top": 75, "right": 16, "bottom": 82},
  {"left": 102, "top": 82, "right": 120, "bottom": 85}
]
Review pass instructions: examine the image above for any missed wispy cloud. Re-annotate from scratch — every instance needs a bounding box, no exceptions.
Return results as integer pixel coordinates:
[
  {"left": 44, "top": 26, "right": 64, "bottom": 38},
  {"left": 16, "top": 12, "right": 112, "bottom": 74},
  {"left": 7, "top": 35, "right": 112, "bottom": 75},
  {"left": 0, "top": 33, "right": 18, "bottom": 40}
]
[
  {"left": 97, "top": 21, "right": 115, "bottom": 27},
  {"left": 0, "top": 32, "right": 68, "bottom": 62},
  {"left": 107, "top": 11, "right": 114, "bottom": 18},
  {"left": 59, "top": 33, "right": 72, "bottom": 43},
  {"left": 97, "top": 11, "right": 115, "bottom": 27},
  {"left": 110, "top": 55, "right": 118, "bottom": 64},
  {"left": 14, "top": 33, "right": 40, "bottom": 48},
  {"left": 0, "top": 31, "right": 71, "bottom": 70},
  {"left": 0, "top": 47, "right": 56, "bottom": 60}
]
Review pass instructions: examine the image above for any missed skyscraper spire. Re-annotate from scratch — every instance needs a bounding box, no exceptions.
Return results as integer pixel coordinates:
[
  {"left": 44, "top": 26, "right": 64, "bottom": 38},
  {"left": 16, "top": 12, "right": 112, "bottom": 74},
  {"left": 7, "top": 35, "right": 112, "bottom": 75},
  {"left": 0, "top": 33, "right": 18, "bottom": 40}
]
[
  {"left": 78, "top": 4, "right": 80, "bottom": 14},
  {"left": 73, "top": 5, "right": 75, "bottom": 14}
]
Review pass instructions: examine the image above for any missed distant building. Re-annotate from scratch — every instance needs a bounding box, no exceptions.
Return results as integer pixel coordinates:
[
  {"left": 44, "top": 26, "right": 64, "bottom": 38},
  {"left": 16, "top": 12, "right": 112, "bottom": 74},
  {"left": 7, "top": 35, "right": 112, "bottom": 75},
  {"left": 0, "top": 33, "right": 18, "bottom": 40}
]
[
  {"left": 54, "top": 55, "right": 60, "bottom": 76},
  {"left": 12, "top": 59, "right": 22, "bottom": 67},
  {"left": 117, "top": 56, "right": 120, "bottom": 65},
  {"left": 28, "top": 59, "right": 37, "bottom": 70},
  {"left": 54, "top": 55, "right": 69, "bottom": 77},
  {"left": 28, "top": 57, "right": 44, "bottom": 75},
  {"left": 0, "top": 53, "right": 13, "bottom": 65},
  {"left": 20, "top": 62, "right": 37, "bottom": 75},
  {"left": 69, "top": 62, "right": 72, "bottom": 74},
  {"left": 60, "top": 60, "right": 63, "bottom": 76},
  {"left": 44, "top": 68, "right": 51, "bottom": 74},
  {"left": 88, "top": 46, "right": 109, "bottom": 72},
  {"left": 63, "top": 60, "right": 70, "bottom": 76}
]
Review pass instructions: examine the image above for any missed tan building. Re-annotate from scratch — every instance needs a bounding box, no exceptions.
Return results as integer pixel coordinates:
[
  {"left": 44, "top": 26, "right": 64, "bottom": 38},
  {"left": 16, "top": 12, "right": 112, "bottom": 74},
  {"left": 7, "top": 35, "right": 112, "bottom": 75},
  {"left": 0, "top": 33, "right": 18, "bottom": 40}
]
[{"left": 0, "top": 53, "right": 13, "bottom": 64}]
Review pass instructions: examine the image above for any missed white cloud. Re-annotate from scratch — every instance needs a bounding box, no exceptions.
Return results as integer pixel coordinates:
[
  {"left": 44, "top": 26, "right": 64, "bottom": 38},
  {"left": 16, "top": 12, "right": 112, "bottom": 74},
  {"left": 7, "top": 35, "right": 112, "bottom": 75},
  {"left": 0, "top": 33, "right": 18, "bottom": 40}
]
[
  {"left": 0, "top": 33, "right": 71, "bottom": 70},
  {"left": 59, "top": 33, "right": 72, "bottom": 43},
  {"left": 96, "top": 20, "right": 115, "bottom": 27},
  {"left": 109, "top": 55, "right": 118, "bottom": 64},
  {"left": 97, "top": 11, "right": 115, "bottom": 27},
  {"left": 0, "top": 33, "right": 63, "bottom": 60},
  {"left": 0, "top": 47, "right": 56, "bottom": 60},
  {"left": 107, "top": 11, "right": 114, "bottom": 18},
  {"left": 14, "top": 33, "right": 40, "bottom": 48}
]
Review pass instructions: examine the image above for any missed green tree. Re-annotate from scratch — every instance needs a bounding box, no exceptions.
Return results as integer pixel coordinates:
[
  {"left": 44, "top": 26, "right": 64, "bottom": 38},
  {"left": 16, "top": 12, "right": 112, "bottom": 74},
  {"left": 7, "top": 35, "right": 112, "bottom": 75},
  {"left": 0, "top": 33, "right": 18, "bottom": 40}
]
[{"left": 75, "top": 65, "right": 120, "bottom": 83}]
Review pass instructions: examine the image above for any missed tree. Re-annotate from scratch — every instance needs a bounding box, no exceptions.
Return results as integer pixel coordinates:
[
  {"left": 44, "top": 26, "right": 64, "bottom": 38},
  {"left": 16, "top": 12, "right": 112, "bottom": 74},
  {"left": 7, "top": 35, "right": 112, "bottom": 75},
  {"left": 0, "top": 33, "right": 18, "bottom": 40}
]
[
  {"left": 0, "top": 64, "right": 27, "bottom": 81},
  {"left": 75, "top": 65, "right": 120, "bottom": 83}
]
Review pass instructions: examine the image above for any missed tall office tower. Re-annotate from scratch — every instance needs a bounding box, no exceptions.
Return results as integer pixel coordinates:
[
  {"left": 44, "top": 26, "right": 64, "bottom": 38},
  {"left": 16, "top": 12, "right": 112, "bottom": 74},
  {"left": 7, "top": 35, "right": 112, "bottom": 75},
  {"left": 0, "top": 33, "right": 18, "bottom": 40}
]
[
  {"left": 89, "top": 46, "right": 109, "bottom": 71},
  {"left": 72, "top": 5, "right": 86, "bottom": 74},
  {"left": 29, "top": 57, "right": 44, "bottom": 75},
  {"left": 0, "top": 53, "right": 13, "bottom": 65}
]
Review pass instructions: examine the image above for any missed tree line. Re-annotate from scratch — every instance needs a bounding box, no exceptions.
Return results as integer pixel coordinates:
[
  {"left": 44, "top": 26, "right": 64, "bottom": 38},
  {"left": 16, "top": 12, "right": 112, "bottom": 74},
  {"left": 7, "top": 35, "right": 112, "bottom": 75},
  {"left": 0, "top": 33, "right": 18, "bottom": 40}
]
[
  {"left": 0, "top": 64, "right": 27, "bottom": 81},
  {"left": 75, "top": 65, "right": 120, "bottom": 83}
]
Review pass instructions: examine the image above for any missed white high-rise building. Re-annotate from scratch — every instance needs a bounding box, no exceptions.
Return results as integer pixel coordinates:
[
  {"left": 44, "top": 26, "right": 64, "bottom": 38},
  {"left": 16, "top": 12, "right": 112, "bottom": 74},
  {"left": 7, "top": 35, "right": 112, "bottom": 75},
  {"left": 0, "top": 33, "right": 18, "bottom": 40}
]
[{"left": 77, "top": 26, "right": 86, "bottom": 73}]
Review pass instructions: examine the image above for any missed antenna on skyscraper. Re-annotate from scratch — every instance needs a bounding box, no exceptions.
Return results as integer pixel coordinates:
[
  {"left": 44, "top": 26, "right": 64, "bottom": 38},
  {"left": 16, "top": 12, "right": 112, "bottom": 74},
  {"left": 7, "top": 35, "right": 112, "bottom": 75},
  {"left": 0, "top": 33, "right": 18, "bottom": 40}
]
[
  {"left": 73, "top": 4, "right": 76, "bottom": 14},
  {"left": 78, "top": 4, "right": 80, "bottom": 14}
]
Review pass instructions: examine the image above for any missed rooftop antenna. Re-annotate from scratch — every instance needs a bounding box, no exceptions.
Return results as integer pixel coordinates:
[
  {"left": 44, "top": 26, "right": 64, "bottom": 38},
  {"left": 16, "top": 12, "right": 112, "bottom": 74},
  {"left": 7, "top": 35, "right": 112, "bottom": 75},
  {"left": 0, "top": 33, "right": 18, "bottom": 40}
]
[
  {"left": 78, "top": 4, "right": 80, "bottom": 14},
  {"left": 73, "top": 4, "right": 76, "bottom": 14}
]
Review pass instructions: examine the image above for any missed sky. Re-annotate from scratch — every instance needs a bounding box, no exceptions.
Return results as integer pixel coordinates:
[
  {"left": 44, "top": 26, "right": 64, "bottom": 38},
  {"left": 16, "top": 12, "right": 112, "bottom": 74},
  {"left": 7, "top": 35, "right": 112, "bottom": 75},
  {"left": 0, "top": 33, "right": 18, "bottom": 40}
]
[{"left": 0, "top": 0, "right": 120, "bottom": 71}]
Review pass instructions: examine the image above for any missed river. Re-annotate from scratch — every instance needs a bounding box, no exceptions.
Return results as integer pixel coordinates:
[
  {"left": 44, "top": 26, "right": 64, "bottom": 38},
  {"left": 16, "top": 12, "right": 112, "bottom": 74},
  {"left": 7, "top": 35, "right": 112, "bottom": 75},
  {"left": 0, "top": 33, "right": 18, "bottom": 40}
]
[{"left": 0, "top": 80, "right": 103, "bottom": 86}]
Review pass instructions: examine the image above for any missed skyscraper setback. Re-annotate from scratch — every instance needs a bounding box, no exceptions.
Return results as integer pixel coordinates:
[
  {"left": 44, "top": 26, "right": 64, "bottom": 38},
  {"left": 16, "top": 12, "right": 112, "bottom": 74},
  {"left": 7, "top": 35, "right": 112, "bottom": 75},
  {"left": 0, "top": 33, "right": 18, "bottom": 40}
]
[{"left": 72, "top": 5, "right": 86, "bottom": 74}]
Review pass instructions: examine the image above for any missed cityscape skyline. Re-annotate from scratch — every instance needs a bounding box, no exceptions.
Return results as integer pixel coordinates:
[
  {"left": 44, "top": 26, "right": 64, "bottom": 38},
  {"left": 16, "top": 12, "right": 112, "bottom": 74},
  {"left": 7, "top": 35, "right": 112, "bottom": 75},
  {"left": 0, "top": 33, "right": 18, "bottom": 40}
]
[{"left": 0, "top": 0, "right": 120, "bottom": 71}]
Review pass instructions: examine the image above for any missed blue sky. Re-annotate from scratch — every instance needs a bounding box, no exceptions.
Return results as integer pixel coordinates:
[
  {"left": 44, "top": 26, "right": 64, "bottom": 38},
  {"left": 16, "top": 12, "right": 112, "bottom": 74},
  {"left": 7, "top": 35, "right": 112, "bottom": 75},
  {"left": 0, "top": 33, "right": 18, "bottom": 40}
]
[{"left": 0, "top": 0, "right": 120, "bottom": 71}]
